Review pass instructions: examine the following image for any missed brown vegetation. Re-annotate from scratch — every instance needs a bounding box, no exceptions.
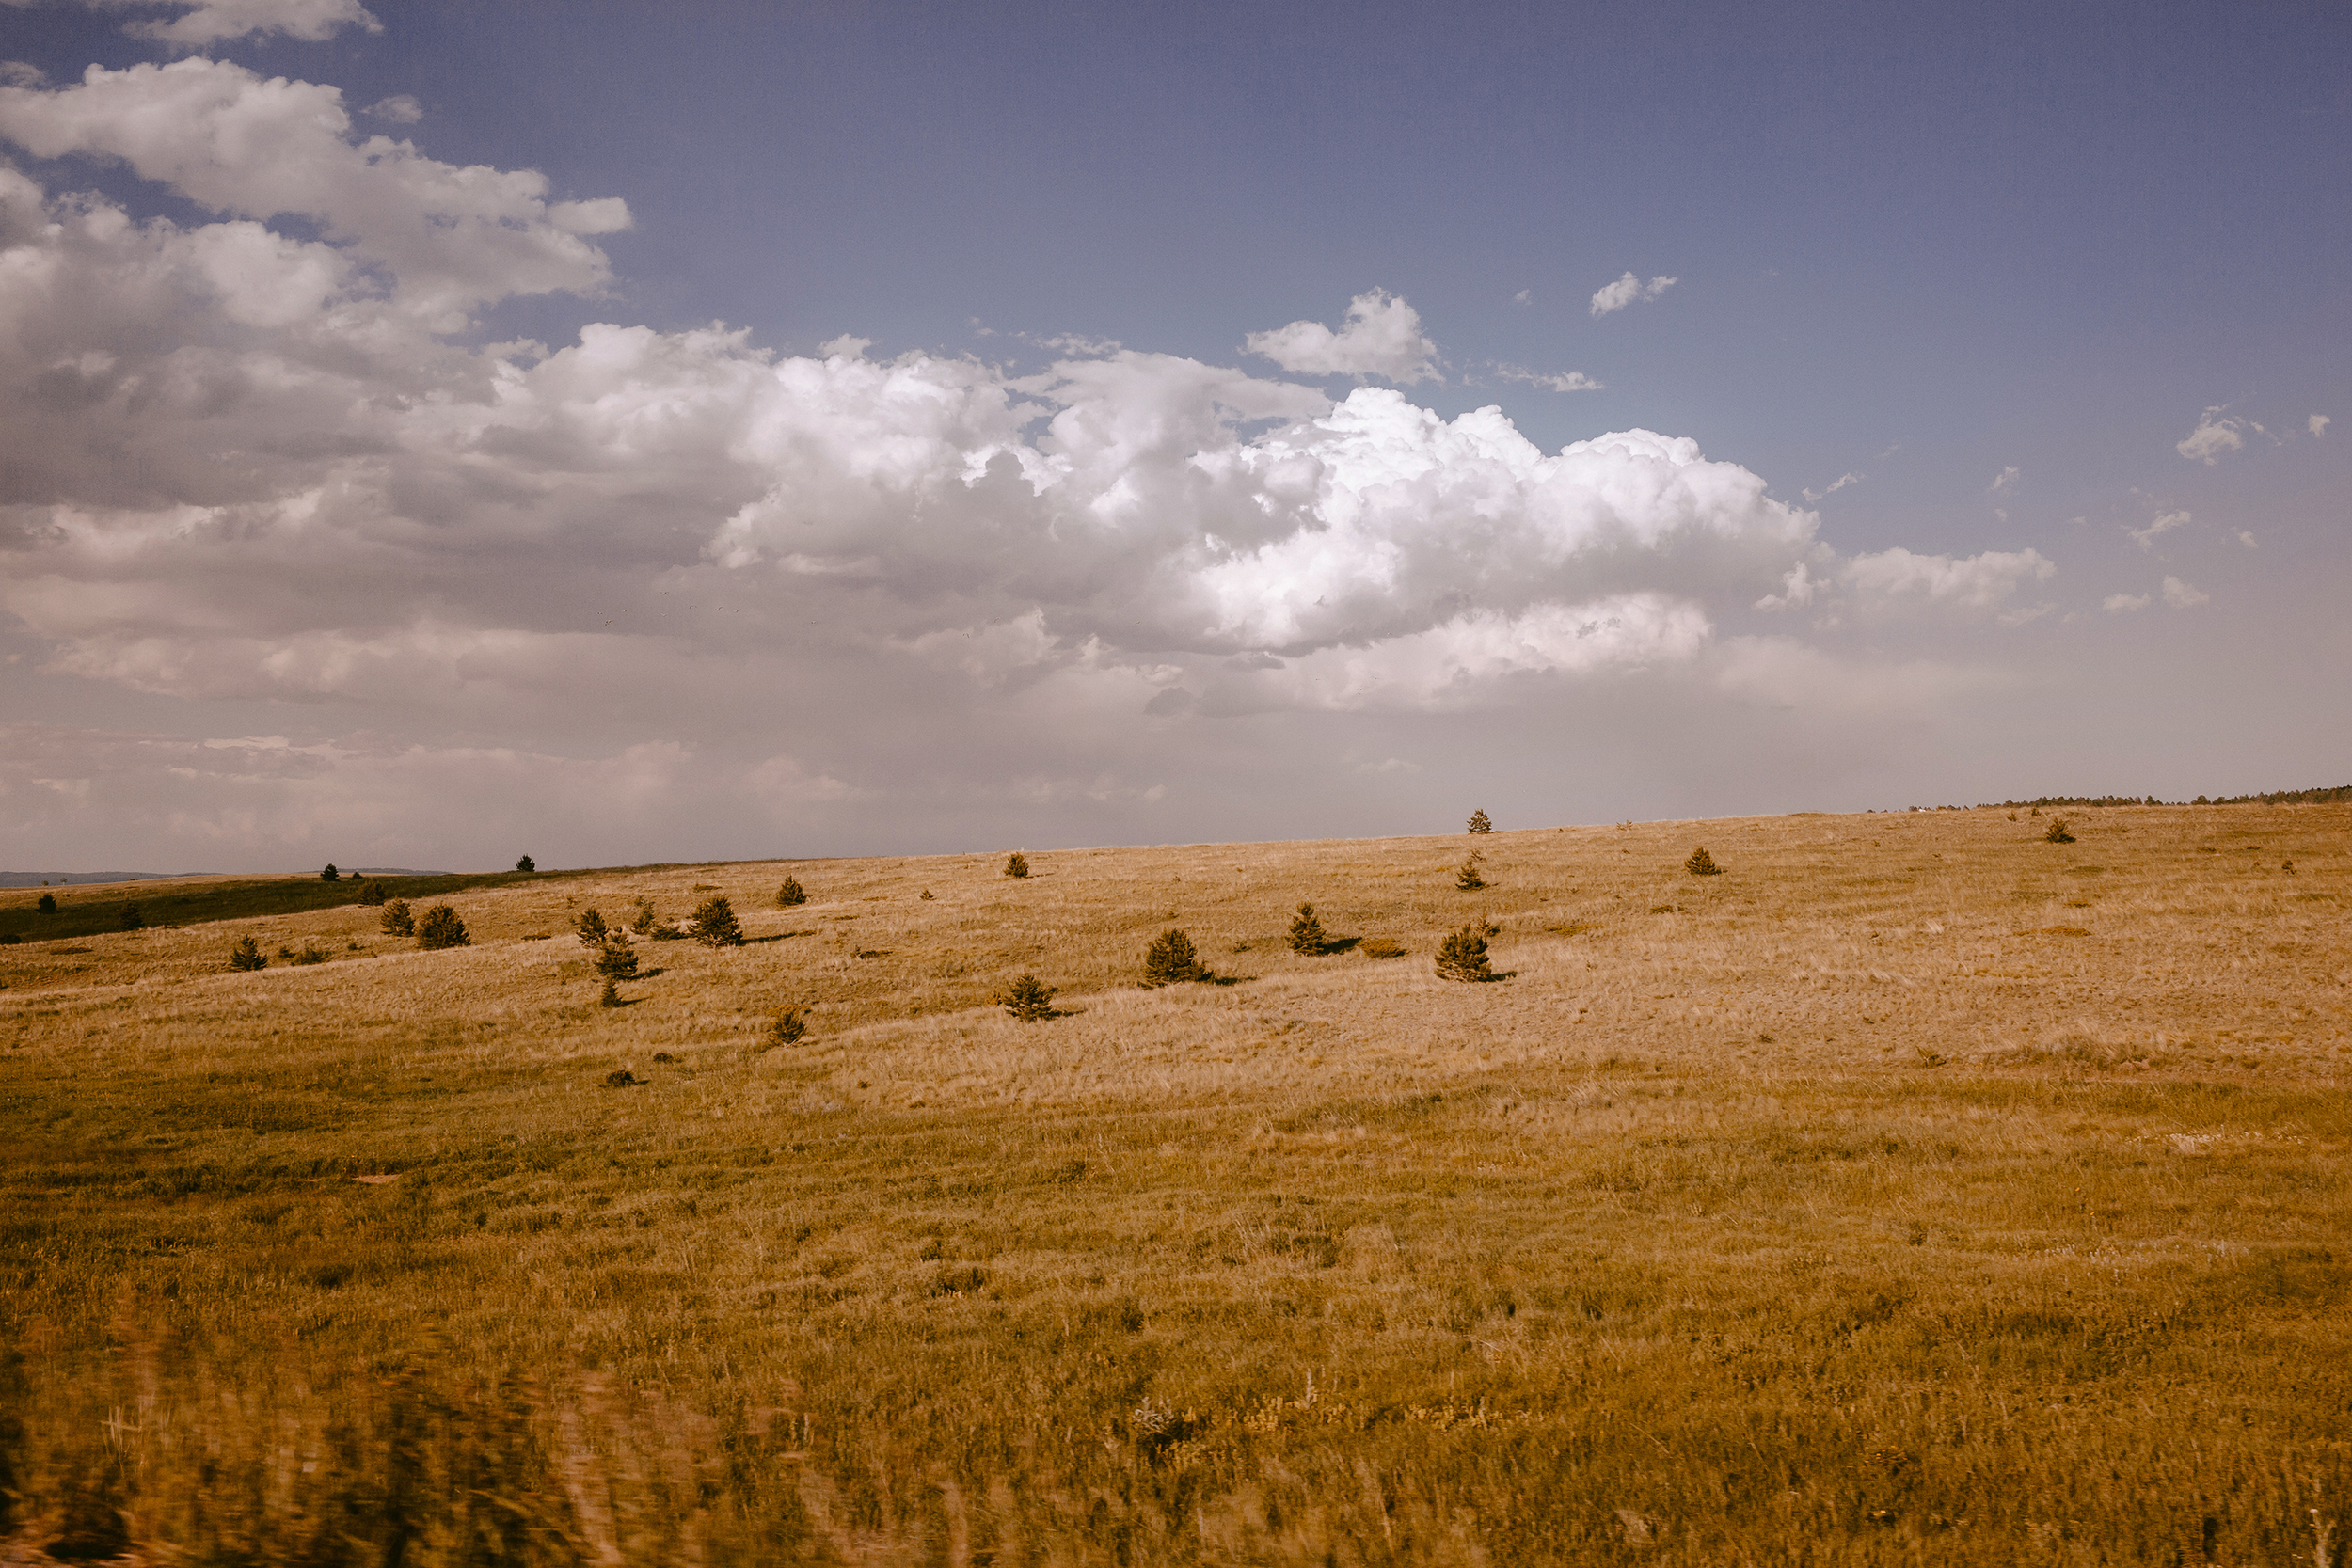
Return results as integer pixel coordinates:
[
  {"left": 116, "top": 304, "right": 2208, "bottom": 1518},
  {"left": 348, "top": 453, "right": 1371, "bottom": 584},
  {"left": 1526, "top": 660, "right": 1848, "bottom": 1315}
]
[{"left": 0, "top": 805, "right": 2347, "bottom": 1563}]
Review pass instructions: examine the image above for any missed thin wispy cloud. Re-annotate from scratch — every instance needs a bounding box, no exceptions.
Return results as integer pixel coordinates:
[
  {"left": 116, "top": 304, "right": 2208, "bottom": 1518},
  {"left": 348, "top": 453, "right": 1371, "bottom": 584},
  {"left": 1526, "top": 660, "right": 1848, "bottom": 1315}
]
[
  {"left": 1493, "top": 363, "right": 1603, "bottom": 392},
  {"left": 2128, "top": 510, "right": 2190, "bottom": 548},
  {"left": 2177, "top": 406, "right": 2246, "bottom": 464}
]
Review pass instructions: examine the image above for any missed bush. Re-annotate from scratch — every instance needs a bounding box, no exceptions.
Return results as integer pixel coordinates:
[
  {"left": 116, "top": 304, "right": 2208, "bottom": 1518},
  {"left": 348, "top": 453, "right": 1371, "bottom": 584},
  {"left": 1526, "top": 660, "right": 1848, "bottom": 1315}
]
[
  {"left": 776, "top": 877, "right": 806, "bottom": 908},
  {"left": 575, "top": 908, "right": 608, "bottom": 946},
  {"left": 1467, "top": 808, "right": 1493, "bottom": 834},
  {"left": 1686, "top": 847, "right": 1722, "bottom": 876},
  {"left": 415, "top": 905, "right": 469, "bottom": 950},
  {"left": 1359, "top": 938, "right": 1406, "bottom": 959},
  {"left": 594, "top": 930, "right": 639, "bottom": 982},
  {"left": 119, "top": 902, "right": 144, "bottom": 931},
  {"left": 1141, "top": 927, "right": 1207, "bottom": 987},
  {"left": 629, "top": 898, "right": 660, "bottom": 935},
  {"left": 1287, "top": 902, "right": 1328, "bottom": 955},
  {"left": 1435, "top": 918, "right": 1500, "bottom": 982},
  {"left": 228, "top": 935, "right": 266, "bottom": 972},
  {"left": 2044, "top": 818, "right": 2076, "bottom": 844},
  {"left": 36, "top": 892, "right": 56, "bottom": 915},
  {"left": 357, "top": 880, "right": 386, "bottom": 907},
  {"left": 604, "top": 1069, "right": 637, "bottom": 1087},
  {"left": 689, "top": 895, "right": 744, "bottom": 947},
  {"left": 380, "top": 899, "right": 414, "bottom": 937},
  {"left": 769, "top": 1008, "right": 806, "bottom": 1048},
  {"left": 294, "top": 943, "right": 329, "bottom": 966},
  {"left": 515, "top": 855, "right": 535, "bottom": 874},
  {"left": 323, "top": 864, "right": 342, "bottom": 882},
  {"left": 1456, "top": 851, "right": 1486, "bottom": 891},
  {"left": 1004, "top": 852, "right": 1029, "bottom": 879},
  {"left": 1000, "top": 974, "right": 1057, "bottom": 1020}
]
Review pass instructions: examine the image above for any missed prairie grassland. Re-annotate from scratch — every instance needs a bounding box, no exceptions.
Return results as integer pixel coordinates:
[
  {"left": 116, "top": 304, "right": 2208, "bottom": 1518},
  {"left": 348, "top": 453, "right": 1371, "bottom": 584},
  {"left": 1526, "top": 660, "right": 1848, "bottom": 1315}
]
[{"left": 0, "top": 805, "right": 2347, "bottom": 1565}]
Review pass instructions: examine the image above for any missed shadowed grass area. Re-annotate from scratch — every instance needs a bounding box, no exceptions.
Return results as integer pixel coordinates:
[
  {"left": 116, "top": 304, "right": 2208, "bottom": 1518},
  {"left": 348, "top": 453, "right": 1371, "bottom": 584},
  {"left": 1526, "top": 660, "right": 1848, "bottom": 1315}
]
[{"left": 0, "top": 805, "right": 2346, "bottom": 1562}]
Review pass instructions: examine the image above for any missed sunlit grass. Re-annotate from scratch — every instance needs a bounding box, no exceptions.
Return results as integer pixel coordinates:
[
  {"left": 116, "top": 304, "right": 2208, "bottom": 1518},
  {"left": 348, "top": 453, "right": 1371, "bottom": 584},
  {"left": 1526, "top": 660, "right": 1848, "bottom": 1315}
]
[{"left": 1, "top": 805, "right": 2346, "bottom": 1562}]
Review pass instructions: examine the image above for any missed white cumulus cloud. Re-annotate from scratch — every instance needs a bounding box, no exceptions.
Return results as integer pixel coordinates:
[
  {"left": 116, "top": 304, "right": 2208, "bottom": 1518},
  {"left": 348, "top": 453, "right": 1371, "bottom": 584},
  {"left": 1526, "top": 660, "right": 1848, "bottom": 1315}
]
[
  {"left": 1589, "top": 271, "right": 1677, "bottom": 317},
  {"left": 61, "top": 0, "right": 381, "bottom": 45},
  {"left": 2312, "top": 414, "right": 2331, "bottom": 438},
  {"left": 2177, "top": 407, "right": 2246, "bottom": 464},
  {"left": 2162, "top": 576, "right": 2209, "bottom": 608},
  {"left": 2104, "top": 593, "right": 2150, "bottom": 613},
  {"left": 1243, "top": 289, "right": 1438, "bottom": 383}
]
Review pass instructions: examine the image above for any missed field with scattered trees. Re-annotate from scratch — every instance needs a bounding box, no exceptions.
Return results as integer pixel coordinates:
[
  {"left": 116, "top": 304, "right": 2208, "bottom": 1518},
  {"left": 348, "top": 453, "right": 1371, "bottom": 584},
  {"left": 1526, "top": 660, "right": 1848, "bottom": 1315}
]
[{"left": 1, "top": 804, "right": 2347, "bottom": 1564}]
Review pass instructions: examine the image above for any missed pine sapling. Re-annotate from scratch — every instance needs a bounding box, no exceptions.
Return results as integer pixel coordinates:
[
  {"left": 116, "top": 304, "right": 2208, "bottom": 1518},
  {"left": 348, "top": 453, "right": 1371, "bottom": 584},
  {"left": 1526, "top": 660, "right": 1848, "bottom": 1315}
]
[
  {"left": 575, "top": 907, "right": 609, "bottom": 946},
  {"left": 776, "top": 876, "right": 806, "bottom": 908},
  {"left": 1004, "top": 852, "right": 1030, "bottom": 879},
  {"left": 1685, "top": 847, "right": 1722, "bottom": 876},
  {"left": 2044, "top": 818, "right": 2075, "bottom": 844},
  {"left": 380, "top": 898, "right": 414, "bottom": 937},
  {"left": 415, "top": 905, "right": 469, "bottom": 950},
  {"left": 690, "top": 895, "right": 744, "bottom": 946},
  {"left": 228, "top": 935, "right": 266, "bottom": 972},
  {"left": 1001, "top": 974, "right": 1057, "bottom": 1020},
  {"left": 1435, "top": 917, "right": 1501, "bottom": 982},
  {"left": 629, "top": 898, "right": 660, "bottom": 935},
  {"left": 1287, "top": 902, "right": 1328, "bottom": 955},
  {"left": 598, "top": 977, "right": 621, "bottom": 1007},
  {"left": 1142, "top": 927, "right": 1208, "bottom": 986},
  {"left": 769, "top": 1008, "right": 806, "bottom": 1048},
  {"left": 1467, "top": 808, "right": 1493, "bottom": 834},
  {"left": 1456, "top": 851, "right": 1486, "bottom": 891},
  {"left": 594, "top": 929, "right": 639, "bottom": 982}
]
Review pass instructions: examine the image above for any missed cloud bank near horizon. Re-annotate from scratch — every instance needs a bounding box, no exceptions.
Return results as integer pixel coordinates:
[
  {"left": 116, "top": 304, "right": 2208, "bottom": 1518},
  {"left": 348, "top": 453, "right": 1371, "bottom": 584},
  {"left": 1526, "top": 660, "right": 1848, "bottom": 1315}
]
[{"left": 0, "top": 55, "right": 2134, "bottom": 868}]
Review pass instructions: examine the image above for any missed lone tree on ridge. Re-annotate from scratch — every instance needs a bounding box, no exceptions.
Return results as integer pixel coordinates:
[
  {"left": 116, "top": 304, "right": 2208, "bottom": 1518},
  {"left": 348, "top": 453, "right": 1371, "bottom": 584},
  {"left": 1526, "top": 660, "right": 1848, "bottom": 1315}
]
[{"left": 1467, "top": 809, "right": 1493, "bottom": 834}]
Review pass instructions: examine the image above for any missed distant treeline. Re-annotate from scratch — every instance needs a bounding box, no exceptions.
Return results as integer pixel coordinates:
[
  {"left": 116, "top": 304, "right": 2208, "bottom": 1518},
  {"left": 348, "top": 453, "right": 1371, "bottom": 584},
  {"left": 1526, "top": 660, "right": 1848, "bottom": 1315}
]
[{"left": 1980, "top": 785, "right": 2352, "bottom": 809}]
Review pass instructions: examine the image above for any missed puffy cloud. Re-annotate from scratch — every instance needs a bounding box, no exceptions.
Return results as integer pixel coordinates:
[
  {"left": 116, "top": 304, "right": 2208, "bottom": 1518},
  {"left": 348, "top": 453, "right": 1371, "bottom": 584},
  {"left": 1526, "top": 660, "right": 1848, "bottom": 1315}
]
[
  {"left": 0, "top": 60, "right": 628, "bottom": 329},
  {"left": 1243, "top": 289, "right": 1438, "bottom": 383},
  {"left": 2312, "top": 414, "right": 2332, "bottom": 438},
  {"left": 1494, "top": 363, "right": 1603, "bottom": 392},
  {"left": 2238, "top": 530, "right": 2258, "bottom": 548},
  {"left": 2104, "top": 593, "right": 2149, "bottom": 613},
  {"left": 2128, "top": 509, "right": 2190, "bottom": 548},
  {"left": 1589, "top": 272, "right": 1676, "bottom": 317},
  {"left": 37, "top": 0, "right": 382, "bottom": 46},
  {"left": 0, "top": 55, "right": 2105, "bottom": 867},
  {"left": 364, "top": 94, "right": 421, "bottom": 124},
  {"left": 2177, "top": 407, "right": 2245, "bottom": 464},
  {"left": 2161, "top": 576, "right": 2208, "bottom": 608}
]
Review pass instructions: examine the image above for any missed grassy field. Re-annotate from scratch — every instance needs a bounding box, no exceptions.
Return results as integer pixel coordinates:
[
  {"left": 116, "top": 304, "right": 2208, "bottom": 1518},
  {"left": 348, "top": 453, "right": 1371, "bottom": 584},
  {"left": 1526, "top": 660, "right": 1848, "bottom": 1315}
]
[{"left": 1, "top": 804, "right": 2346, "bottom": 1565}]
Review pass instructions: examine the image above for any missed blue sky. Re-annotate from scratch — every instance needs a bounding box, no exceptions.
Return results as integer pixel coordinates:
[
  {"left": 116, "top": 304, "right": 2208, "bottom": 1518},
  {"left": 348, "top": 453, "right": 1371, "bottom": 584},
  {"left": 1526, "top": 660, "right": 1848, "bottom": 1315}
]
[{"left": 0, "top": 0, "right": 2344, "bottom": 869}]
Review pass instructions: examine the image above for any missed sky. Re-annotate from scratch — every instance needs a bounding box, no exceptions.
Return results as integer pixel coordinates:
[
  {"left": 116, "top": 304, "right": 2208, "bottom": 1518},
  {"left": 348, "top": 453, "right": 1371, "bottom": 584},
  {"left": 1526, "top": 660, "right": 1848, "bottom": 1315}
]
[{"left": 0, "top": 0, "right": 2345, "bottom": 872}]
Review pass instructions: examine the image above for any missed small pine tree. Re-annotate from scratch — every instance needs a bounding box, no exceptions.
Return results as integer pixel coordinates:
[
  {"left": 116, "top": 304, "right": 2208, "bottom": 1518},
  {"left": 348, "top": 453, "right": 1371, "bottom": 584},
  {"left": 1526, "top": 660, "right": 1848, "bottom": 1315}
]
[
  {"left": 769, "top": 1007, "right": 806, "bottom": 1047},
  {"left": 776, "top": 876, "right": 806, "bottom": 908},
  {"left": 37, "top": 893, "right": 56, "bottom": 914},
  {"left": 380, "top": 898, "right": 414, "bottom": 937},
  {"left": 575, "top": 907, "right": 609, "bottom": 947},
  {"left": 119, "top": 902, "right": 144, "bottom": 931},
  {"left": 415, "top": 905, "right": 469, "bottom": 950},
  {"left": 1001, "top": 974, "right": 1057, "bottom": 1020},
  {"left": 229, "top": 935, "right": 266, "bottom": 972},
  {"left": 690, "top": 895, "right": 744, "bottom": 946},
  {"left": 629, "top": 898, "right": 660, "bottom": 935},
  {"left": 1142, "top": 927, "right": 1208, "bottom": 987},
  {"left": 2044, "top": 818, "right": 2075, "bottom": 844},
  {"left": 516, "top": 855, "right": 535, "bottom": 874},
  {"left": 321, "top": 864, "right": 339, "bottom": 882},
  {"left": 1004, "top": 852, "right": 1029, "bottom": 879},
  {"left": 1467, "top": 809, "right": 1493, "bottom": 834},
  {"left": 358, "top": 880, "right": 387, "bottom": 907},
  {"left": 1435, "top": 917, "right": 1500, "bottom": 982},
  {"left": 1685, "top": 847, "right": 1721, "bottom": 876},
  {"left": 594, "top": 930, "right": 639, "bottom": 982},
  {"left": 1456, "top": 851, "right": 1486, "bottom": 891},
  {"left": 1287, "top": 902, "right": 1328, "bottom": 955},
  {"left": 598, "top": 977, "right": 621, "bottom": 1007}
]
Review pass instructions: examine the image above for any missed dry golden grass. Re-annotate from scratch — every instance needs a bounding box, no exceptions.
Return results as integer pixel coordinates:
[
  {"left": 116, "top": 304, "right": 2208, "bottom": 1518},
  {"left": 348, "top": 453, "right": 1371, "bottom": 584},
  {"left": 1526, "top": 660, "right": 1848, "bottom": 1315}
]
[{"left": 1, "top": 804, "right": 2347, "bottom": 1564}]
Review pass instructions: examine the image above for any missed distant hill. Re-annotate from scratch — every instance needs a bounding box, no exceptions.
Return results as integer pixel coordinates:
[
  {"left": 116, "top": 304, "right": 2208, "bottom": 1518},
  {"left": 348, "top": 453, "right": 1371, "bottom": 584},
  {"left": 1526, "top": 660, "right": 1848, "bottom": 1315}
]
[
  {"left": 1979, "top": 785, "right": 2351, "bottom": 809},
  {"left": 0, "top": 871, "right": 187, "bottom": 889}
]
